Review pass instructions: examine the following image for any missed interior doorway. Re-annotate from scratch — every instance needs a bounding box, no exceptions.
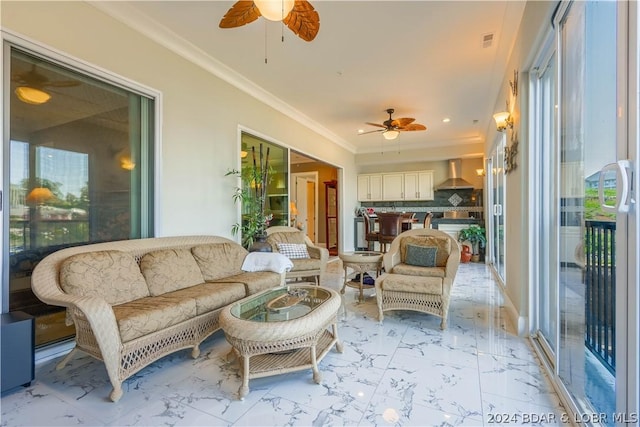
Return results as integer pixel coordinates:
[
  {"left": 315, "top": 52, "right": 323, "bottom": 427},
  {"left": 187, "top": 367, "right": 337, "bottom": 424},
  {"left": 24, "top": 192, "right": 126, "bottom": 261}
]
[{"left": 290, "top": 151, "right": 339, "bottom": 250}]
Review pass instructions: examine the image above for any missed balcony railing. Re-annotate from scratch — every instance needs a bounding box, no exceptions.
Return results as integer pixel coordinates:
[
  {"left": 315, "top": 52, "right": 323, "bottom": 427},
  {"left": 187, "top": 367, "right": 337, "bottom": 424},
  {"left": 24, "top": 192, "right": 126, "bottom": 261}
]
[{"left": 584, "top": 220, "right": 615, "bottom": 375}]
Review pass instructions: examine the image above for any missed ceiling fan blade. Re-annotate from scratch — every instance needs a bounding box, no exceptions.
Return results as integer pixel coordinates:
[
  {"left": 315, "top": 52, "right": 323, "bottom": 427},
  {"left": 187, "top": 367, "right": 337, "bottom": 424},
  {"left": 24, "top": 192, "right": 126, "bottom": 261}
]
[
  {"left": 359, "top": 129, "right": 384, "bottom": 135},
  {"left": 399, "top": 123, "right": 427, "bottom": 131},
  {"left": 219, "top": 1, "right": 261, "bottom": 28},
  {"left": 282, "top": 0, "right": 320, "bottom": 42},
  {"left": 365, "top": 122, "right": 386, "bottom": 128},
  {"left": 391, "top": 117, "right": 415, "bottom": 127}
]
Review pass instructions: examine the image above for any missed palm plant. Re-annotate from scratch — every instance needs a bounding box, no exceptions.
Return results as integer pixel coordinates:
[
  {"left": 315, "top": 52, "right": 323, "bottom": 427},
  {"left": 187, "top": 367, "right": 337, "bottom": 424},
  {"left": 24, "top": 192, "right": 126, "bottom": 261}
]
[{"left": 226, "top": 145, "right": 272, "bottom": 249}]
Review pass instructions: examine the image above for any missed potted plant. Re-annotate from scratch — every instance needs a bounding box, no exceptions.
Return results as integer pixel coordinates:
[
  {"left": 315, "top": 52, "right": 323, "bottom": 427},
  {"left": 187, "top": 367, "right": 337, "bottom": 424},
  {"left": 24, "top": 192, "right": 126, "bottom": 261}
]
[
  {"left": 458, "top": 225, "right": 486, "bottom": 262},
  {"left": 226, "top": 144, "right": 273, "bottom": 251}
]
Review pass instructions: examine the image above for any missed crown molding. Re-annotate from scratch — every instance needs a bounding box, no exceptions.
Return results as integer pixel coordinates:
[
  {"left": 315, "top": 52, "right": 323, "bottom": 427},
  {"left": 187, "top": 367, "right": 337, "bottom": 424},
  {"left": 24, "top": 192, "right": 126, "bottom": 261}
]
[{"left": 89, "top": 1, "right": 356, "bottom": 153}]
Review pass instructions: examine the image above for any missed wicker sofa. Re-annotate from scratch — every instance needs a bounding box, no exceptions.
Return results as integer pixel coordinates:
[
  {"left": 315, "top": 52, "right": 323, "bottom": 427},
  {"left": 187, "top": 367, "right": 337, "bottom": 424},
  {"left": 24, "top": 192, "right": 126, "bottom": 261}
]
[
  {"left": 266, "top": 226, "right": 329, "bottom": 285},
  {"left": 31, "top": 235, "right": 285, "bottom": 402},
  {"left": 375, "top": 228, "right": 460, "bottom": 329}
]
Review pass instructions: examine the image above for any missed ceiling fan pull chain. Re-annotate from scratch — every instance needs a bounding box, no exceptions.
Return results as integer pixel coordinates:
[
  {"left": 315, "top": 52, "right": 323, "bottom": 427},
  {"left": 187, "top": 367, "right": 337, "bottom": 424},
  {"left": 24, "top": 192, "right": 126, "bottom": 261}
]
[{"left": 264, "top": 21, "right": 268, "bottom": 64}]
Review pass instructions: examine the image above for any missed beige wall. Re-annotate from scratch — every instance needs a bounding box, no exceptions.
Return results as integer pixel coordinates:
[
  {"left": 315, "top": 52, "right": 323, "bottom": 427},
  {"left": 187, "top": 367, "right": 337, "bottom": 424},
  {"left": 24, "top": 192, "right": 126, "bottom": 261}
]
[
  {"left": 1, "top": 1, "right": 358, "bottom": 247},
  {"left": 485, "top": 0, "right": 556, "bottom": 334}
]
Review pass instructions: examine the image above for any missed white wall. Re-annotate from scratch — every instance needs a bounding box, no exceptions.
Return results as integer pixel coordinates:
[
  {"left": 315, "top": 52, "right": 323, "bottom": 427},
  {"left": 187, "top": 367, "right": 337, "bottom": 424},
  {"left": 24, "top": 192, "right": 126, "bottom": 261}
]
[
  {"left": 1, "top": 1, "right": 357, "bottom": 251},
  {"left": 484, "top": 0, "right": 557, "bottom": 334}
]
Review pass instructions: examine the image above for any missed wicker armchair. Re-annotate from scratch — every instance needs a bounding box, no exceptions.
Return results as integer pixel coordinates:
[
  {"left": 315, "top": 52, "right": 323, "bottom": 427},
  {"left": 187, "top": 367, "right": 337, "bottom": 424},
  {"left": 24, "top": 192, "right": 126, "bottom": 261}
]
[
  {"left": 374, "top": 228, "right": 460, "bottom": 329},
  {"left": 266, "top": 226, "right": 329, "bottom": 285}
]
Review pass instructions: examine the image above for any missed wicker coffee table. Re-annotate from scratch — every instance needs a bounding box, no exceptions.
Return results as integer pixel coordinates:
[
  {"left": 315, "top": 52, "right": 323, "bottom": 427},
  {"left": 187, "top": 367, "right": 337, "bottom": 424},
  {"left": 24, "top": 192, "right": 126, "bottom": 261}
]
[
  {"left": 219, "top": 285, "right": 343, "bottom": 399},
  {"left": 339, "top": 251, "right": 383, "bottom": 301}
]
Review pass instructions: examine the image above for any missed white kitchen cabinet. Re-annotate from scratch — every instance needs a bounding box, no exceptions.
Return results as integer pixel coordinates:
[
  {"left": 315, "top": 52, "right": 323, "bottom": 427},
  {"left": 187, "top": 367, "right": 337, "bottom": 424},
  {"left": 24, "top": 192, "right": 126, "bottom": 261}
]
[
  {"left": 382, "top": 173, "right": 404, "bottom": 200},
  {"left": 357, "top": 174, "right": 383, "bottom": 201},
  {"left": 404, "top": 171, "right": 434, "bottom": 201}
]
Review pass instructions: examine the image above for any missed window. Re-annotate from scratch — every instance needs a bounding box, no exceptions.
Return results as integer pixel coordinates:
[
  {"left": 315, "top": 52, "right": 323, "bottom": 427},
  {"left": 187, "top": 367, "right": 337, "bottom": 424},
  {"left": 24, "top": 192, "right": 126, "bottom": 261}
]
[{"left": 4, "top": 46, "right": 156, "bottom": 347}]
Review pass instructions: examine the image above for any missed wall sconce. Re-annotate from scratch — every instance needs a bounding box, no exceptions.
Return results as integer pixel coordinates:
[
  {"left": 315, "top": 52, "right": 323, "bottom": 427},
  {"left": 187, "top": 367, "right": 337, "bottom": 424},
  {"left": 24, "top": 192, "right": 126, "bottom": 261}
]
[
  {"left": 493, "top": 112, "right": 513, "bottom": 132},
  {"left": 240, "top": 150, "right": 248, "bottom": 158},
  {"left": 476, "top": 168, "right": 485, "bottom": 176}
]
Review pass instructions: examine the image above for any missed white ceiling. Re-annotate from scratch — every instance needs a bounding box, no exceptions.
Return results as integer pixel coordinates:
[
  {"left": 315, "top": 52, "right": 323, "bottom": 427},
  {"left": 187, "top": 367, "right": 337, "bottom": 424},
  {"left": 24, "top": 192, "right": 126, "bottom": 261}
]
[{"left": 101, "top": 1, "right": 525, "bottom": 157}]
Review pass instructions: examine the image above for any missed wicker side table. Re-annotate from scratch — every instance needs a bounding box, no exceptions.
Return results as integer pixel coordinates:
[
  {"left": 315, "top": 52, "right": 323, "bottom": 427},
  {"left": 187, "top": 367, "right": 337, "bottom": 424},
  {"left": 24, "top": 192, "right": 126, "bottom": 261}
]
[
  {"left": 219, "top": 286, "right": 343, "bottom": 399},
  {"left": 338, "top": 251, "right": 383, "bottom": 301}
]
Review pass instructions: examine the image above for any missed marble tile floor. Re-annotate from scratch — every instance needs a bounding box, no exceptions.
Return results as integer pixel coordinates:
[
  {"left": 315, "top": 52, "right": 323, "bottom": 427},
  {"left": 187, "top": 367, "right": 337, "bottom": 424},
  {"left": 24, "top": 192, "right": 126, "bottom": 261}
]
[{"left": 1, "top": 261, "right": 568, "bottom": 426}]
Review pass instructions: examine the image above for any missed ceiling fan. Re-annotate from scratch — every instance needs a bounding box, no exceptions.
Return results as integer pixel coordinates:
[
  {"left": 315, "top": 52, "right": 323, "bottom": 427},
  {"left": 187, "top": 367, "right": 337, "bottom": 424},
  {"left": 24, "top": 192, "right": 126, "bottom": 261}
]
[
  {"left": 219, "top": 0, "right": 320, "bottom": 42},
  {"left": 361, "top": 108, "right": 427, "bottom": 140},
  {"left": 12, "top": 64, "right": 80, "bottom": 105}
]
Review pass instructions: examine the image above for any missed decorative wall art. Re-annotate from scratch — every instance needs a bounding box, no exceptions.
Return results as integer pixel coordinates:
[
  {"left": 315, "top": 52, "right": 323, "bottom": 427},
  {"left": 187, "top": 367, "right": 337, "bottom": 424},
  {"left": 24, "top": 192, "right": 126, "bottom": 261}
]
[{"left": 505, "top": 70, "right": 519, "bottom": 174}]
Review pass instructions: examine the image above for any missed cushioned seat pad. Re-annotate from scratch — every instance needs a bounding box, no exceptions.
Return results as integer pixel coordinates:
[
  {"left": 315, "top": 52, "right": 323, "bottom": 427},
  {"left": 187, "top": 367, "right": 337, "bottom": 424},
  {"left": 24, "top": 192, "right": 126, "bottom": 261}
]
[
  {"left": 113, "top": 295, "right": 196, "bottom": 342},
  {"left": 290, "top": 258, "right": 321, "bottom": 272},
  {"left": 163, "top": 282, "right": 247, "bottom": 315},
  {"left": 216, "top": 271, "right": 281, "bottom": 295},
  {"left": 391, "top": 264, "right": 446, "bottom": 278},
  {"left": 380, "top": 273, "right": 444, "bottom": 294}
]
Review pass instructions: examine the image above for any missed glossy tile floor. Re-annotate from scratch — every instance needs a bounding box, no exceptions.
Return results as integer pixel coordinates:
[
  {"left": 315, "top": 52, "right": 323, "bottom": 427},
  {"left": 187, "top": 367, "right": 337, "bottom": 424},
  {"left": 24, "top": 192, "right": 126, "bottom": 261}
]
[{"left": 1, "top": 260, "right": 567, "bottom": 426}]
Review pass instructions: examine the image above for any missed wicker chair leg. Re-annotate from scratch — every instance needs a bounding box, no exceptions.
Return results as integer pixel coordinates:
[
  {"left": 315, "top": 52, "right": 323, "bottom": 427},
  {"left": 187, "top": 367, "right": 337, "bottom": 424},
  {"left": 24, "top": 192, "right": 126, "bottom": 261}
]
[
  {"left": 109, "top": 384, "right": 123, "bottom": 402},
  {"left": 440, "top": 318, "right": 447, "bottom": 330},
  {"left": 191, "top": 344, "right": 200, "bottom": 358},
  {"left": 55, "top": 347, "right": 78, "bottom": 371},
  {"left": 332, "top": 324, "right": 344, "bottom": 353}
]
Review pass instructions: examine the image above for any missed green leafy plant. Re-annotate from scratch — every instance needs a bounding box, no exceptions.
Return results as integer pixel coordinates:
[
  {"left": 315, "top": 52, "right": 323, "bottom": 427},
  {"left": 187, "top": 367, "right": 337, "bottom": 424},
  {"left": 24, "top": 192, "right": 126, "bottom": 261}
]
[
  {"left": 458, "top": 225, "right": 486, "bottom": 255},
  {"left": 225, "top": 145, "right": 272, "bottom": 249}
]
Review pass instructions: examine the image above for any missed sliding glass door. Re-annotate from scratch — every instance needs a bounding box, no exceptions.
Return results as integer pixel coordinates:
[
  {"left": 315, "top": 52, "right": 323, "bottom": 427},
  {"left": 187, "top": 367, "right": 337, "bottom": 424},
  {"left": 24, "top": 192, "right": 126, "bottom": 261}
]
[
  {"left": 531, "top": 1, "right": 638, "bottom": 422},
  {"left": 487, "top": 133, "right": 506, "bottom": 284},
  {"left": 4, "top": 45, "right": 155, "bottom": 347}
]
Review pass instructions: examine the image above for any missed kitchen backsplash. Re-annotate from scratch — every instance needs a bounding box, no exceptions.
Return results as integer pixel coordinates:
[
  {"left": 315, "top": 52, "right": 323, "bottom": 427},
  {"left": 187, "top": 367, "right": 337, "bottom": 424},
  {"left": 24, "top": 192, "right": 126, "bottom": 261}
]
[{"left": 360, "top": 189, "right": 482, "bottom": 211}]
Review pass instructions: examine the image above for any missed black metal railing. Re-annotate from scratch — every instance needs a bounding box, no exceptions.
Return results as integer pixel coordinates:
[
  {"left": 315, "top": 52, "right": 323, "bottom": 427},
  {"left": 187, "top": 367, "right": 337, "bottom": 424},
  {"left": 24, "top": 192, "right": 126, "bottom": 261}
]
[{"left": 584, "top": 220, "right": 616, "bottom": 375}]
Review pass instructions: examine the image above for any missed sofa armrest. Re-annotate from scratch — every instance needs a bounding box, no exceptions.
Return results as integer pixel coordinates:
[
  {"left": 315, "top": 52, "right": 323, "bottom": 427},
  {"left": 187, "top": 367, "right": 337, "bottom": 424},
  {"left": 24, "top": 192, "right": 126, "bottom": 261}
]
[{"left": 383, "top": 251, "right": 401, "bottom": 272}]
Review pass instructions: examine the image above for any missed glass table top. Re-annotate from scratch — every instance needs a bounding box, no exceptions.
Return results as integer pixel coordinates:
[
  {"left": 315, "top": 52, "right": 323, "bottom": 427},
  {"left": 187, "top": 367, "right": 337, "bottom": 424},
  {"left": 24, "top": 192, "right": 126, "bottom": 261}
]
[{"left": 230, "top": 285, "right": 331, "bottom": 323}]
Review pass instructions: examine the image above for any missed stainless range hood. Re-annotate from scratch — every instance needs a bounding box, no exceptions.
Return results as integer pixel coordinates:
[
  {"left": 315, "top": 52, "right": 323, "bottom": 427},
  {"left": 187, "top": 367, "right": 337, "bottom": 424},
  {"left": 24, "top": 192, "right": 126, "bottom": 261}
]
[{"left": 436, "top": 159, "right": 474, "bottom": 190}]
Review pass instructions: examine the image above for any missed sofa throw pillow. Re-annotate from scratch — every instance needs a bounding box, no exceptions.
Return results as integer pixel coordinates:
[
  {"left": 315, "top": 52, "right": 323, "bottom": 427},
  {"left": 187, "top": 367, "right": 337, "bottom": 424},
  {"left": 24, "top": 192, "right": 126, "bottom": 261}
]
[
  {"left": 405, "top": 244, "right": 438, "bottom": 268},
  {"left": 277, "top": 242, "right": 310, "bottom": 259}
]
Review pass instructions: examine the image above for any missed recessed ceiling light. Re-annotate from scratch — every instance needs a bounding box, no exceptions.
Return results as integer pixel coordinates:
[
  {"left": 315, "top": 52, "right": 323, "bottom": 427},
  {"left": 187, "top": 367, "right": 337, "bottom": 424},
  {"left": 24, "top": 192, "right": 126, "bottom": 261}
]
[
  {"left": 358, "top": 129, "right": 364, "bottom": 133},
  {"left": 442, "top": 118, "right": 451, "bottom": 123}
]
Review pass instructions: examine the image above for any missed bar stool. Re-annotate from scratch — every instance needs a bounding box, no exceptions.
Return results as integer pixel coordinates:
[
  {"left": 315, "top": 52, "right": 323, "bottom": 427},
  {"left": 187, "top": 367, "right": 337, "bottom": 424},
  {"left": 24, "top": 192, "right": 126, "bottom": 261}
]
[
  {"left": 363, "top": 213, "right": 379, "bottom": 251},
  {"left": 423, "top": 212, "right": 433, "bottom": 229},
  {"left": 377, "top": 212, "right": 404, "bottom": 253},
  {"left": 401, "top": 212, "right": 416, "bottom": 231}
]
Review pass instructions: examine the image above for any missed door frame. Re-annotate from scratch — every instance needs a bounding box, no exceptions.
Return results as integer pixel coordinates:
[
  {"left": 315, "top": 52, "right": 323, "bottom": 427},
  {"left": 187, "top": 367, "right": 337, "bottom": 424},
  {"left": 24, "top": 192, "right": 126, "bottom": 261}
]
[{"left": 291, "top": 172, "right": 318, "bottom": 243}]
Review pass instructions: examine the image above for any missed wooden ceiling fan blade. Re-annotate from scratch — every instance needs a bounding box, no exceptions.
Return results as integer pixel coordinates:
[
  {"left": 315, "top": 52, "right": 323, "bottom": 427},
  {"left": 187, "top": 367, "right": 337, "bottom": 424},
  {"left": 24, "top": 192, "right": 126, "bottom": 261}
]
[
  {"left": 399, "top": 123, "right": 427, "bottom": 131},
  {"left": 391, "top": 117, "right": 415, "bottom": 127},
  {"left": 359, "top": 129, "right": 384, "bottom": 135},
  {"left": 283, "top": 0, "right": 320, "bottom": 42},
  {"left": 219, "top": 1, "right": 261, "bottom": 28},
  {"left": 365, "top": 122, "right": 386, "bottom": 128}
]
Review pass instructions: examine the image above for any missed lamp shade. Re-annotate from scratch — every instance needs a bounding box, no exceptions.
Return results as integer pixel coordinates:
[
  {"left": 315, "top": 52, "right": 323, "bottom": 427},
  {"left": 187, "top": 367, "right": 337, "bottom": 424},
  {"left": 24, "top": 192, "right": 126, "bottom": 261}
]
[
  {"left": 15, "top": 86, "right": 51, "bottom": 105},
  {"left": 383, "top": 129, "right": 400, "bottom": 140},
  {"left": 254, "top": 0, "right": 295, "bottom": 21},
  {"left": 290, "top": 201, "right": 299, "bottom": 216},
  {"left": 26, "top": 187, "right": 54, "bottom": 204},
  {"left": 493, "top": 111, "right": 511, "bottom": 132}
]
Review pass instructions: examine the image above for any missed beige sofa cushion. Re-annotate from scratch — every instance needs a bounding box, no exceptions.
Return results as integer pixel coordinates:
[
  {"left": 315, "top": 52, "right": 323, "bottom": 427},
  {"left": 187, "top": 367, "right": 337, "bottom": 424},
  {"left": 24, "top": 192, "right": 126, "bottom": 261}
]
[
  {"left": 60, "top": 250, "right": 150, "bottom": 305},
  {"left": 290, "top": 258, "right": 321, "bottom": 272},
  {"left": 400, "top": 236, "right": 451, "bottom": 267},
  {"left": 380, "top": 273, "right": 444, "bottom": 294},
  {"left": 164, "top": 282, "right": 246, "bottom": 315},
  {"left": 267, "top": 231, "right": 306, "bottom": 253},
  {"left": 140, "top": 249, "right": 204, "bottom": 296},
  {"left": 113, "top": 295, "right": 196, "bottom": 342},
  {"left": 391, "top": 264, "right": 446, "bottom": 278},
  {"left": 191, "top": 243, "right": 247, "bottom": 281},
  {"left": 216, "top": 271, "right": 281, "bottom": 295}
]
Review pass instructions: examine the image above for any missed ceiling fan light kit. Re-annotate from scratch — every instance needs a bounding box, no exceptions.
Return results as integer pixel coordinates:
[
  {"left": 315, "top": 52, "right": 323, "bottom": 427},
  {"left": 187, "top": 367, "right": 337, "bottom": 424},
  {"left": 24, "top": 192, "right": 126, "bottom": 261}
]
[
  {"left": 15, "top": 86, "right": 51, "bottom": 105},
  {"left": 254, "top": 0, "right": 294, "bottom": 21},
  {"left": 219, "top": 0, "right": 320, "bottom": 42},
  {"left": 383, "top": 129, "right": 400, "bottom": 140}
]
